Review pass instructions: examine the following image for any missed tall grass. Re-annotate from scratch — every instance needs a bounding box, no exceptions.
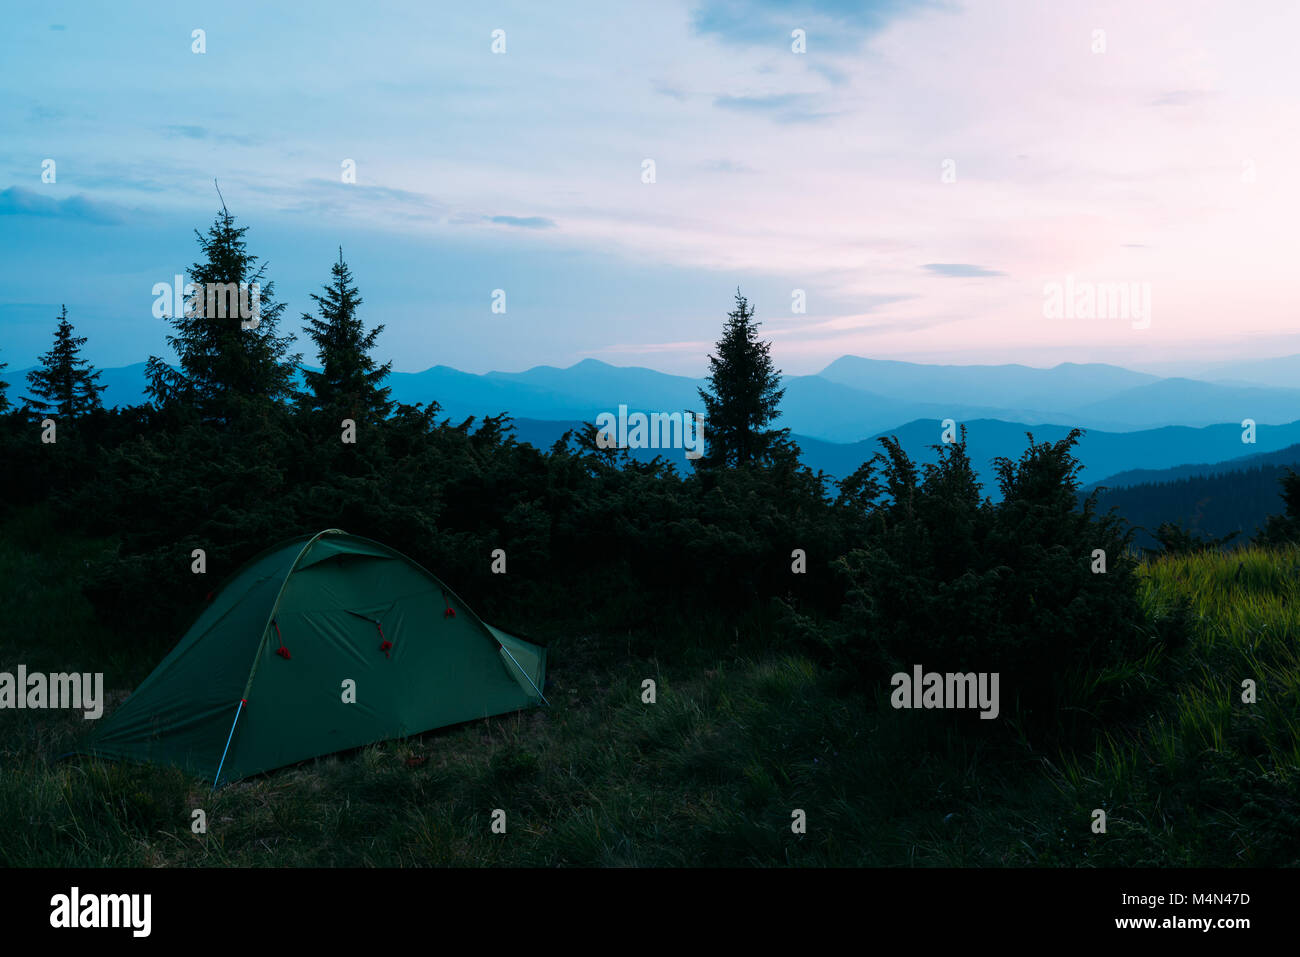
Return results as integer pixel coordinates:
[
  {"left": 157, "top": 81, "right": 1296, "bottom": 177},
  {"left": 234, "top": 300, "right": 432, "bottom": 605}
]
[{"left": 1041, "top": 545, "right": 1300, "bottom": 866}]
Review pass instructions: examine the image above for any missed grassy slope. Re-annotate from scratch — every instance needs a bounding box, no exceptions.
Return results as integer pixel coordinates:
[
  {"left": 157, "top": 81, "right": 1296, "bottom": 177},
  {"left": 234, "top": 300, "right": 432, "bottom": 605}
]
[{"left": 0, "top": 513, "right": 1296, "bottom": 866}]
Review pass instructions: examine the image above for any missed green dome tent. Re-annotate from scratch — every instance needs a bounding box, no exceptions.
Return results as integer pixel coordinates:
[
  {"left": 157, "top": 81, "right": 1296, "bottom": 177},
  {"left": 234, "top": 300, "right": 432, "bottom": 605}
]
[{"left": 79, "top": 529, "right": 547, "bottom": 787}]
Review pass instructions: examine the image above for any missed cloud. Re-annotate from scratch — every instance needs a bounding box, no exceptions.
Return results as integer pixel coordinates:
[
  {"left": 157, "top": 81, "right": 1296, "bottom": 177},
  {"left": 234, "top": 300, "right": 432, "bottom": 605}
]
[
  {"left": 330, "top": 183, "right": 442, "bottom": 208},
  {"left": 583, "top": 340, "right": 714, "bottom": 356},
  {"left": 1149, "top": 90, "right": 1215, "bottom": 108},
  {"left": 284, "top": 180, "right": 450, "bottom": 221},
  {"left": 277, "top": 185, "right": 555, "bottom": 233},
  {"left": 809, "top": 61, "right": 850, "bottom": 86},
  {"left": 770, "top": 310, "right": 959, "bottom": 343},
  {"left": 766, "top": 295, "right": 918, "bottom": 337},
  {"left": 713, "top": 93, "right": 836, "bottom": 124},
  {"left": 162, "top": 125, "right": 259, "bottom": 146},
  {"left": 922, "top": 263, "right": 1004, "bottom": 278},
  {"left": 74, "top": 170, "right": 170, "bottom": 194},
  {"left": 0, "top": 187, "right": 124, "bottom": 225},
  {"left": 692, "top": 0, "right": 938, "bottom": 51},
  {"left": 488, "top": 215, "right": 557, "bottom": 229},
  {"left": 165, "top": 125, "right": 208, "bottom": 139},
  {"left": 698, "top": 159, "right": 756, "bottom": 173}
]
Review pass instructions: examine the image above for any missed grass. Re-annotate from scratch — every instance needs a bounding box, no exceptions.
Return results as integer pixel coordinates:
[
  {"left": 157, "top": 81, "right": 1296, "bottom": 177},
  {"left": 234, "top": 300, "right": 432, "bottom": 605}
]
[{"left": 1, "top": 513, "right": 1297, "bottom": 866}]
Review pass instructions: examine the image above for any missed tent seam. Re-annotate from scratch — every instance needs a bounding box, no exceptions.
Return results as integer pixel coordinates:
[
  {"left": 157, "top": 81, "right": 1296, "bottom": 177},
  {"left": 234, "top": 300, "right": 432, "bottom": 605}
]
[{"left": 215, "top": 528, "right": 346, "bottom": 783}]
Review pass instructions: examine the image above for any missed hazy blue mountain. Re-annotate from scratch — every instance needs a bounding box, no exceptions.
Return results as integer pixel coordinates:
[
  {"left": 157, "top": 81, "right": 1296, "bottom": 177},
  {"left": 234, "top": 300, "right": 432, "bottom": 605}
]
[
  {"left": 1161, "top": 353, "right": 1300, "bottom": 390},
  {"left": 484, "top": 358, "right": 701, "bottom": 411},
  {"left": 508, "top": 417, "right": 588, "bottom": 453},
  {"left": 97, "top": 363, "right": 155, "bottom": 407},
  {"left": 387, "top": 365, "right": 607, "bottom": 421},
  {"left": 60, "top": 358, "right": 1300, "bottom": 486},
  {"left": 480, "top": 362, "right": 1073, "bottom": 440},
  {"left": 507, "top": 417, "right": 701, "bottom": 470},
  {"left": 1072, "top": 378, "right": 1300, "bottom": 428},
  {"left": 501, "top": 415, "right": 1300, "bottom": 496},
  {"left": 427, "top": 363, "right": 1144, "bottom": 443},
  {"left": 817, "top": 356, "right": 1300, "bottom": 432},
  {"left": 776, "top": 376, "right": 1055, "bottom": 442},
  {"left": 483, "top": 359, "right": 1089, "bottom": 440},
  {"left": 416, "top": 359, "right": 1166, "bottom": 440},
  {"left": 823, "top": 419, "right": 1300, "bottom": 492},
  {"left": 11, "top": 362, "right": 154, "bottom": 409},
  {"left": 816, "top": 356, "right": 1159, "bottom": 411},
  {"left": 1084, "top": 443, "right": 1300, "bottom": 490},
  {"left": 468, "top": 361, "right": 949, "bottom": 441}
]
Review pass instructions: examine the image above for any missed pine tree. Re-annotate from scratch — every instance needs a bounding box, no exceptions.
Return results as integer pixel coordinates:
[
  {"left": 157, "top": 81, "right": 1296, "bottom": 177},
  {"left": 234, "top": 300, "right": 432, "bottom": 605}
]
[
  {"left": 0, "top": 348, "right": 10, "bottom": 413},
  {"left": 696, "top": 289, "right": 789, "bottom": 468},
  {"left": 147, "top": 190, "right": 299, "bottom": 423},
  {"left": 23, "top": 305, "right": 106, "bottom": 418},
  {"left": 299, "top": 248, "right": 393, "bottom": 424}
]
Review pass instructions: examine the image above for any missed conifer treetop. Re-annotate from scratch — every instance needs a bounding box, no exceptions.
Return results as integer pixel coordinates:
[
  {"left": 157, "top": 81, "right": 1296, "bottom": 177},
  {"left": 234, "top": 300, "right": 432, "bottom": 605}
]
[
  {"left": 300, "top": 247, "right": 393, "bottom": 424},
  {"left": 23, "top": 304, "right": 106, "bottom": 419},
  {"left": 696, "top": 289, "right": 790, "bottom": 469}
]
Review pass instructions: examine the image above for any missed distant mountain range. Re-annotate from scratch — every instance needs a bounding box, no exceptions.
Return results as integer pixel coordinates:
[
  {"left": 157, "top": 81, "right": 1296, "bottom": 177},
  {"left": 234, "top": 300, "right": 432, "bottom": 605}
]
[
  {"left": 1087, "top": 445, "right": 1300, "bottom": 550},
  {"left": 1141, "top": 353, "right": 1300, "bottom": 390},
  {"left": 12, "top": 355, "right": 1300, "bottom": 494},
  {"left": 500, "top": 415, "right": 1300, "bottom": 496},
  {"left": 53, "top": 353, "right": 1300, "bottom": 436},
  {"left": 1083, "top": 442, "right": 1300, "bottom": 490}
]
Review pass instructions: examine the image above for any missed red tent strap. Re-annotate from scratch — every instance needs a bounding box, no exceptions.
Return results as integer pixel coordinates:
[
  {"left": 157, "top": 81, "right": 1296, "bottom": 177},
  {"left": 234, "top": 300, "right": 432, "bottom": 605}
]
[
  {"left": 377, "top": 621, "right": 393, "bottom": 658},
  {"left": 273, "top": 620, "right": 291, "bottom": 659}
]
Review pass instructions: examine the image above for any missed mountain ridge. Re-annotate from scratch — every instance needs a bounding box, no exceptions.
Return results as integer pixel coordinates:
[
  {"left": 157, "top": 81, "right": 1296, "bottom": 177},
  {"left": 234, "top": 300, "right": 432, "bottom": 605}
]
[{"left": 10, "top": 356, "right": 1300, "bottom": 488}]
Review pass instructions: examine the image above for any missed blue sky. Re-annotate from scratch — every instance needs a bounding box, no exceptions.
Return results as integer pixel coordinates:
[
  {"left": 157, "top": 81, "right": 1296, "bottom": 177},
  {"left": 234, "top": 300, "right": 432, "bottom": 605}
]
[{"left": 3, "top": 1, "right": 1299, "bottom": 376}]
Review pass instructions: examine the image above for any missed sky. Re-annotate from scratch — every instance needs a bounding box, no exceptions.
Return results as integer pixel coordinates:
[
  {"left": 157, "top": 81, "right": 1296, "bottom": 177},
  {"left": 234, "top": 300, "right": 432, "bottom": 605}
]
[{"left": 1, "top": 0, "right": 1298, "bottom": 377}]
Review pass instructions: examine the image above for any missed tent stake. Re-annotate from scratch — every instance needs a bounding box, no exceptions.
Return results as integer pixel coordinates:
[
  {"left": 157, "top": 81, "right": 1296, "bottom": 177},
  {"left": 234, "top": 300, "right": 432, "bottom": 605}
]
[
  {"left": 498, "top": 644, "right": 549, "bottom": 706},
  {"left": 212, "top": 698, "right": 245, "bottom": 792}
]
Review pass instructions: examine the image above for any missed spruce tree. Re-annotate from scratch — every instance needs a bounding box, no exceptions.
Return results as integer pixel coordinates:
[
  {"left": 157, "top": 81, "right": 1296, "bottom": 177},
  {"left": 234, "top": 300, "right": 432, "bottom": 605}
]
[
  {"left": 147, "top": 191, "right": 298, "bottom": 422},
  {"left": 299, "top": 248, "right": 393, "bottom": 424},
  {"left": 0, "top": 349, "right": 9, "bottom": 413},
  {"left": 24, "top": 305, "right": 106, "bottom": 418},
  {"left": 696, "top": 289, "right": 789, "bottom": 468}
]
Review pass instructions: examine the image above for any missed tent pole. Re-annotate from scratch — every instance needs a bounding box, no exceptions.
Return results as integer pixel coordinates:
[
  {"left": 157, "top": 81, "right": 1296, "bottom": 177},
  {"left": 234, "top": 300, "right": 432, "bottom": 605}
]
[
  {"left": 211, "top": 698, "right": 245, "bottom": 792},
  {"left": 498, "top": 644, "right": 549, "bottom": 706}
]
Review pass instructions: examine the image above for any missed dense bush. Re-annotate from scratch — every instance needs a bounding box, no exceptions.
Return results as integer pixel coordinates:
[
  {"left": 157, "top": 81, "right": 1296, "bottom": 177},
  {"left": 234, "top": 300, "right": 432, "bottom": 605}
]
[
  {"left": 813, "top": 429, "right": 1159, "bottom": 742},
  {"left": 45, "top": 402, "right": 855, "bottom": 650},
  {"left": 0, "top": 392, "right": 1177, "bottom": 752}
]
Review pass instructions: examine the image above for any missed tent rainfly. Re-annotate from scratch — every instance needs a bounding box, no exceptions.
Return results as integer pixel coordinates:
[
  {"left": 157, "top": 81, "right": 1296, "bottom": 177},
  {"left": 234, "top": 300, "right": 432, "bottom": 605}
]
[{"left": 78, "top": 530, "right": 547, "bottom": 786}]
